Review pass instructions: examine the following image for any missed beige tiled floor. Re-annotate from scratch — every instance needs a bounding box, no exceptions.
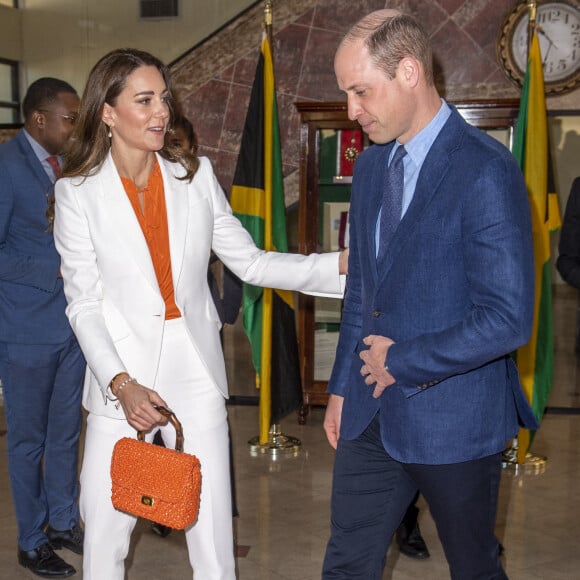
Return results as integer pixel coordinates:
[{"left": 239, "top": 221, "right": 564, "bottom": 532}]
[{"left": 1, "top": 286, "right": 580, "bottom": 579}]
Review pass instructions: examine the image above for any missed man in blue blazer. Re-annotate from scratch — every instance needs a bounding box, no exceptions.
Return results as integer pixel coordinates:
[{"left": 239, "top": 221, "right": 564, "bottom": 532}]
[
  {"left": 322, "top": 10, "right": 538, "bottom": 580},
  {"left": 0, "top": 78, "right": 85, "bottom": 578}
]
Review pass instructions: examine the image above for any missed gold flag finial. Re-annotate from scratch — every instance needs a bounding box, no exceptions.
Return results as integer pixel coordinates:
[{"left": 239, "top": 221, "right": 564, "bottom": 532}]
[
  {"left": 264, "top": 1, "right": 273, "bottom": 45},
  {"left": 526, "top": 0, "right": 537, "bottom": 56},
  {"left": 264, "top": 0, "right": 273, "bottom": 27},
  {"left": 527, "top": 0, "right": 537, "bottom": 23}
]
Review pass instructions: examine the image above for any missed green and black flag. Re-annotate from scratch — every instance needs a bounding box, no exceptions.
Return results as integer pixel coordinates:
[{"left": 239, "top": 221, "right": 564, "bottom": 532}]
[{"left": 230, "top": 34, "right": 302, "bottom": 444}]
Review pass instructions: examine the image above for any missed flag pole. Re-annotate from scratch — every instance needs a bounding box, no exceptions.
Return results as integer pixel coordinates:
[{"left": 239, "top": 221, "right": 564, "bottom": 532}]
[
  {"left": 264, "top": 0, "right": 273, "bottom": 44},
  {"left": 248, "top": 0, "right": 302, "bottom": 457},
  {"left": 502, "top": 0, "right": 548, "bottom": 475},
  {"left": 526, "top": 0, "right": 537, "bottom": 55}
]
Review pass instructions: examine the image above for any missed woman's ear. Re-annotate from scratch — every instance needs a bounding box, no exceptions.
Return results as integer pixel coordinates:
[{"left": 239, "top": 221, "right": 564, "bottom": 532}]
[{"left": 101, "top": 102, "right": 114, "bottom": 127}]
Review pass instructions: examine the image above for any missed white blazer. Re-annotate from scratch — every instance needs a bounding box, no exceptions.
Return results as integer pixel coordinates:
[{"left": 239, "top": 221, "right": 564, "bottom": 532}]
[{"left": 54, "top": 153, "right": 342, "bottom": 418}]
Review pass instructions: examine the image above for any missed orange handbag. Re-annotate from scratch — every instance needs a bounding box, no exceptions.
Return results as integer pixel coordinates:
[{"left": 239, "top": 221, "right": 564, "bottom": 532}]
[{"left": 110, "top": 406, "right": 202, "bottom": 530}]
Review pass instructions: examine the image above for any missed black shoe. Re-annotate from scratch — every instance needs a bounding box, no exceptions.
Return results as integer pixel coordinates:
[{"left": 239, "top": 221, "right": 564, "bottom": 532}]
[
  {"left": 46, "top": 524, "right": 84, "bottom": 555},
  {"left": 151, "top": 522, "right": 172, "bottom": 538},
  {"left": 18, "top": 542, "right": 76, "bottom": 578},
  {"left": 396, "top": 522, "right": 430, "bottom": 560}
]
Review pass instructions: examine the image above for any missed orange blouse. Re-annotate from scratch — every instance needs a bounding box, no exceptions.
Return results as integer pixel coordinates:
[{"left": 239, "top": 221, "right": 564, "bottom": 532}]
[{"left": 121, "top": 160, "right": 181, "bottom": 320}]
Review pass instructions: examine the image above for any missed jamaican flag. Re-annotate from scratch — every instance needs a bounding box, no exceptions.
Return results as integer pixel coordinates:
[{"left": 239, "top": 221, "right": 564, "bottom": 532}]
[
  {"left": 230, "top": 34, "right": 302, "bottom": 444},
  {"left": 513, "top": 31, "right": 561, "bottom": 463}
]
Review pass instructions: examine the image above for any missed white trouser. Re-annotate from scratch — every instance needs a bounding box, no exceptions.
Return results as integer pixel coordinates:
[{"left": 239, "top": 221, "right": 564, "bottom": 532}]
[{"left": 80, "top": 318, "right": 235, "bottom": 579}]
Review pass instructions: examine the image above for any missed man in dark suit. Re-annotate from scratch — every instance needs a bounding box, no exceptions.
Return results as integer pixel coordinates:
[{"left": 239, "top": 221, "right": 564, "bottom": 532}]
[
  {"left": 322, "top": 10, "right": 537, "bottom": 580},
  {"left": 557, "top": 178, "right": 580, "bottom": 289},
  {"left": 0, "top": 78, "right": 85, "bottom": 578},
  {"left": 557, "top": 178, "right": 580, "bottom": 350}
]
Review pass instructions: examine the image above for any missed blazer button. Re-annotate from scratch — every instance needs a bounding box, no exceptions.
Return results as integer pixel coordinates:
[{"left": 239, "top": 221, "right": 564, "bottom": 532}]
[{"left": 372, "top": 310, "right": 380, "bottom": 318}]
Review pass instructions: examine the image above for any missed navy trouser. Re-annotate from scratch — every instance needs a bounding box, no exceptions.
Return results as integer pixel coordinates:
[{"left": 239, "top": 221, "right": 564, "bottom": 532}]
[
  {"left": 0, "top": 336, "right": 85, "bottom": 550},
  {"left": 322, "top": 413, "right": 507, "bottom": 580}
]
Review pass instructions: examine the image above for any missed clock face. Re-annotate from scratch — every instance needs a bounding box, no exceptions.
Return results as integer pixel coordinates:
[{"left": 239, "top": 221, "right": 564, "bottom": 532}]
[{"left": 498, "top": 0, "right": 580, "bottom": 95}]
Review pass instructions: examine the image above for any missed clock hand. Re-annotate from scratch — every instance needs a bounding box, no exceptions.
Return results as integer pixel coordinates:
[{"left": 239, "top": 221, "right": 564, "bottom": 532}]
[
  {"left": 536, "top": 26, "right": 559, "bottom": 66},
  {"left": 536, "top": 27, "right": 559, "bottom": 51},
  {"left": 543, "top": 41, "right": 554, "bottom": 64}
]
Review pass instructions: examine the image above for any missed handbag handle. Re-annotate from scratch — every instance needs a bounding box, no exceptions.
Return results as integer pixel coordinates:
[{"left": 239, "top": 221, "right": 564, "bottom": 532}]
[{"left": 137, "top": 405, "right": 185, "bottom": 452}]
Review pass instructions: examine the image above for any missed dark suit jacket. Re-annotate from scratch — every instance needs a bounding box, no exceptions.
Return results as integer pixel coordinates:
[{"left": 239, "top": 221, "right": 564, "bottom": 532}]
[
  {"left": 0, "top": 130, "right": 73, "bottom": 344},
  {"left": 329, "top": 107, "right": 538, "bottom": 465},
  {"left": 557, "top": 177, "right": 580, "bottom": 289}
]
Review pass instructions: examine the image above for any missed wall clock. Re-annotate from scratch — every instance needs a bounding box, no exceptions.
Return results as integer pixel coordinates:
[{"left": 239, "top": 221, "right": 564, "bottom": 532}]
[{"left": 497, "top": 0, "right": 580, "bottom": 95}]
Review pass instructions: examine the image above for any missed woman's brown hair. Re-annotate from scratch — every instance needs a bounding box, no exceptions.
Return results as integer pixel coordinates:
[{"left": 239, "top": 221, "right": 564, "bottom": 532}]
[{"left": 63, "top": 48, "right": 199, "bottom": 181}]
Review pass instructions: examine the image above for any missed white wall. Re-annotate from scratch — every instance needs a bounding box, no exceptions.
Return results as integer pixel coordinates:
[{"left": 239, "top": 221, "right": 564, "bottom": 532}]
[{"left": 5, "top": 0, "right": 255, "bottom": 94}]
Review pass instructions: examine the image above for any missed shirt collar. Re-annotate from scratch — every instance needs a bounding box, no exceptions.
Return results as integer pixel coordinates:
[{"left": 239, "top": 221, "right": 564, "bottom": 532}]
[
  {"left": 22, "top": 128, "right": 61, "bottom": 165},
  {"left": 392, "top": 99, "right": 451, "bottom": 170}
]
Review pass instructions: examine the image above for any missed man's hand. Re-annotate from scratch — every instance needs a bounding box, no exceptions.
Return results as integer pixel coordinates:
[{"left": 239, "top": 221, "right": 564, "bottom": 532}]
[
  {"left": 359, "top": 334, "right": 395, "bottom": 398},
  {"left": 323, "top": 394, "right": 344, "bottom": 449}
]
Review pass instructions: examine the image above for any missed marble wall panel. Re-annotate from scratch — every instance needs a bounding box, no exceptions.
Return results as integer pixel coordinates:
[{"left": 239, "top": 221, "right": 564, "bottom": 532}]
[
  {"left": 215, "top": 64, "right": 235, "bottom": 83},
  {"left": 297, "top": 27, "right": 344, "bottom": 101},
  {"left": 232, "top": 52, "right": 259, "bottom": 88},
  {"left": 312, "top": 0, "right": 388, "bottom": 35},
  {"left": 432, "top": 19, "right": 498, "bottom": 87},
  {"left": 170, "top": 0, "right": 579, "bottom": 203},
  {"left": 295, "top": 8, "right": 315, "bottom": 26},
  {"left": 221, "top": 83, "right": 252, "bottom": 155},
  {"left": 277, "top": 91, "right": 302, "bottom": 172},
  {"left": 273, "top": 24, "right": 310, "bottom": 96},
  {"left": 180, "top": 79, "right": 230, "bottom": 150},
  {"left": 204, "top": 147, "right": 239, "bottom": 194},
  {"left": 395, "top": 0, "right": 448, "bottom": 35},
  {"left": 451, "top": 0, "right": 493, "bottom": 27},
  {"left": 435, "top": 0, "right": 464, "bottom": 15},
  {"left": 461, "top": 0, "right": 516, "bottom": 59}
]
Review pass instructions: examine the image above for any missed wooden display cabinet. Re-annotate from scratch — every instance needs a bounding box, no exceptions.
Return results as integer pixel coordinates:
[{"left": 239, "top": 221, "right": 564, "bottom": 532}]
[{"left": 294, "top": 100, "right": 520, "bottom": 423}]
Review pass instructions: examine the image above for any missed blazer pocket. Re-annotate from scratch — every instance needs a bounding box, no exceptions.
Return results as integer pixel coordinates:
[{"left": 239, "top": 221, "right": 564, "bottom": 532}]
[{"left": 397, "top": 383, "right": 428, "bottom": 399}]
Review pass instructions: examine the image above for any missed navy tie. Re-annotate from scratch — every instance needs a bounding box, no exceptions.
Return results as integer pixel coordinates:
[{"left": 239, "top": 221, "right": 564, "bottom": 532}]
[{"left": 378, "top": 145, "right": 407, "bottom": 260}]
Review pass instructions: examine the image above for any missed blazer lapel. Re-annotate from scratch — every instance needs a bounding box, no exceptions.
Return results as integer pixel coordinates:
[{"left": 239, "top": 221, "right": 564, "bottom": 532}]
[
  {"left": 367, "top": 144, "right": 392, "bottom": 281},
  {"left": 16, "top": 132, "right": 53, "bottom": 193},
  {"left": 377, "top": 111, "right": 463, "bottom": 284},
  {"left": 100, "top": 154, "right": 159, "bottom": 292},
  {"left": 157, "top": 155, "right": 189, "bottom": 292}
]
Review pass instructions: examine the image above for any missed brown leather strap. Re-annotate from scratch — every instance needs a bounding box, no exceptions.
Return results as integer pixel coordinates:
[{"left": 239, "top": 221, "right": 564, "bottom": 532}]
[{"left": 137, "top": 405, "right": 184, "bottom": 452}]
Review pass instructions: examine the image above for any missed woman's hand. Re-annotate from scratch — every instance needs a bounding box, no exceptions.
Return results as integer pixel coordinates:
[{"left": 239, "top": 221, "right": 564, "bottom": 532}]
[
  {"left": 339, "top": 247, "right": 349, "bottom": 275},
  {"left": 112, "top": 375, "right": 168, "bottom": 432}
]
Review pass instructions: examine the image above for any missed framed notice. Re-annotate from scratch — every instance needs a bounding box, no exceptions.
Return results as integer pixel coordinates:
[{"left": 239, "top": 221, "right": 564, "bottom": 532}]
[{"left": 322, "top": 202, "right": 350, "bottom": 251}]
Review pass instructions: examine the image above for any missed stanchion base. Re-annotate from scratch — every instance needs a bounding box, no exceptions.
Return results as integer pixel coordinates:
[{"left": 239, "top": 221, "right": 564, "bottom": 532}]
[
  {"left": 248, "top": 432, "right": 301, "bottom": 457},
  {"left": 501, "top": 451, "right": 547, "bottom": 475}
]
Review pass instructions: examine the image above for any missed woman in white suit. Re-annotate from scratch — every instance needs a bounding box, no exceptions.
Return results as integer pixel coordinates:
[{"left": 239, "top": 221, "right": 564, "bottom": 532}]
[{"left": 53, "top": 48, "right": 345, "bottom": 580}]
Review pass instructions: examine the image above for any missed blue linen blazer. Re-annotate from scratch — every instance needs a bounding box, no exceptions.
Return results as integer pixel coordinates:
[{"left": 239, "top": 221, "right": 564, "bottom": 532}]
[
  {"left": 0, "top": 130, "right": 73, "bottom": 344},
  {"left": 328, "top": 107, "right": 539, "bottom": 465}
]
